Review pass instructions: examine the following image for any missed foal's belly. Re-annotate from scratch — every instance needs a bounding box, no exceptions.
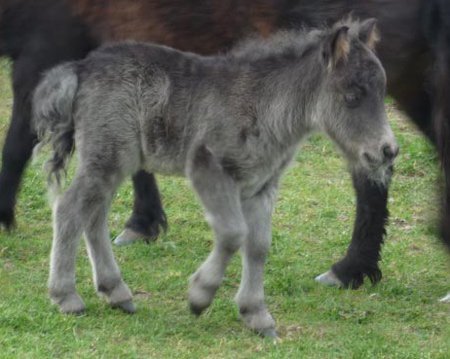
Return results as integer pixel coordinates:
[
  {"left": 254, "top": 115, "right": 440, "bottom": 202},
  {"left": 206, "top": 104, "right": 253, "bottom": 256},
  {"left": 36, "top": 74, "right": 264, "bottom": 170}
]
[
  {"left": 141, "top": 148, "right": 187, "bottom": 177},
  {"left": 140, "top": 135, "right": 188, "bottom": 176}
]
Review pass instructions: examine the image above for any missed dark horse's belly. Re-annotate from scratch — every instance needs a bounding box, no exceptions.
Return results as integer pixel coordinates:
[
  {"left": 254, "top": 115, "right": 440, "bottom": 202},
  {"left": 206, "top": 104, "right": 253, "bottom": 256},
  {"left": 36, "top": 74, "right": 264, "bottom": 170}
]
[{"left": 69, "top": 0, "right": 429, "bottom": 93}]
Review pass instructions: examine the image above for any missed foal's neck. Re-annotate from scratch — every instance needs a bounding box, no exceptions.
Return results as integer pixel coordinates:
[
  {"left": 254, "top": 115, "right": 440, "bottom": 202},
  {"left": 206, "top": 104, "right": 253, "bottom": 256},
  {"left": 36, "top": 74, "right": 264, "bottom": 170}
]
[{"left": 248, "top": 48, "right": 324, "bottom": 147}]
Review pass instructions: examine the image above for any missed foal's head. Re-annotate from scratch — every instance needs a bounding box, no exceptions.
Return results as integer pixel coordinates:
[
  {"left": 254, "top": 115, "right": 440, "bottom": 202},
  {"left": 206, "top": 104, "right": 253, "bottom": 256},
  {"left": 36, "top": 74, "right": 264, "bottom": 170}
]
[{"left": 315, "top": 19, "right": 398, "bottom": 183}]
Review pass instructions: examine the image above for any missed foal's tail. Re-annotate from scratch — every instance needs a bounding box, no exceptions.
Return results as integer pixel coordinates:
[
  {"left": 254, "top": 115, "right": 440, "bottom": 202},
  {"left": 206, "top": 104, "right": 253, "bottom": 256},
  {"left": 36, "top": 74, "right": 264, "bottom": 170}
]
[{"left": 32, "top": 63, "right": 78, "bottom": 187}]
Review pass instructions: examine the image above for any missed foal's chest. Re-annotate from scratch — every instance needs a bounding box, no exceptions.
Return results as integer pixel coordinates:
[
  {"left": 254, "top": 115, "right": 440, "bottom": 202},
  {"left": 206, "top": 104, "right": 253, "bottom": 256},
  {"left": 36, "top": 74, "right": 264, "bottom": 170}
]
[{"left": 240, "top": 145, "right": 298, "bottom": 198}]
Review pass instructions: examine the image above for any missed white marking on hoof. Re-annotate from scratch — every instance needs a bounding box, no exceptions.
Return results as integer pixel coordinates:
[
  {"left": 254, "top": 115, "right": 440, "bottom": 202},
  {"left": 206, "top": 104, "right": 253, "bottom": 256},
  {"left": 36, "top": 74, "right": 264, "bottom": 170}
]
[
  {"left": 315, "top": 270, "right": 343, "bottom": 287},
  {"left": 439, "top": 292, "right": 450, "bottom": 303},
  {"left": 114, "top": 229, "right": 148, "bottom": 245}
]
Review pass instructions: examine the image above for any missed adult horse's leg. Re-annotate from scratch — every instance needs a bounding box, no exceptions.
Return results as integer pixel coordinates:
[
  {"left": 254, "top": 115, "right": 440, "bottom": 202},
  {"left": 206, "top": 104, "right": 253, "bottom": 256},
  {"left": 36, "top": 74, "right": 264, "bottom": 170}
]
[
  {"left": 393, "top": 60, "right": 450, "bottom": 303},
  {"left": 316, "top": 171, "right": 390, "bottom": 288},
  {"left": 115, "top": 170, "right": 167, "bottom": 244},
  {"left": 440, "top": 171, "right": 450, "bottom": 302},
  {"left": 426, "top": 0, "right": 450, "bottom": 301},
  {"left": 0, "top": 57, "right": 39, "bottom": 229}
]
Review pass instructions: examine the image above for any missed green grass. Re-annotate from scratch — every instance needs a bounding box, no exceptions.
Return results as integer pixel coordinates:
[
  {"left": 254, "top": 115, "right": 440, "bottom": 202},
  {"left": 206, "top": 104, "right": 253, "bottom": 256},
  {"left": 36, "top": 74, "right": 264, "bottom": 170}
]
[{"left": 1, "top": 59, "right": 450, "bottom": 358}]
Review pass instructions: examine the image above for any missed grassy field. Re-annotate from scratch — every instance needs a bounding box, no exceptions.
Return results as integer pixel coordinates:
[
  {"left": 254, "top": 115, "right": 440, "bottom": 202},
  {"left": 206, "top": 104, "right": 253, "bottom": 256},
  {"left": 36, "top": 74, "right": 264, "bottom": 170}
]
[{"left": 1, "top": 59, "right": 450, "bottom": 358}]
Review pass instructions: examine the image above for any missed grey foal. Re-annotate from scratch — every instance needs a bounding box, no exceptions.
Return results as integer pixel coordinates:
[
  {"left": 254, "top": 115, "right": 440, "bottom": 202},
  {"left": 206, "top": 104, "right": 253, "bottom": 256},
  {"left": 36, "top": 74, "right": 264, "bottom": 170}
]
[{"left": 33, "top": 19, "right": 397, "bottom": 337}]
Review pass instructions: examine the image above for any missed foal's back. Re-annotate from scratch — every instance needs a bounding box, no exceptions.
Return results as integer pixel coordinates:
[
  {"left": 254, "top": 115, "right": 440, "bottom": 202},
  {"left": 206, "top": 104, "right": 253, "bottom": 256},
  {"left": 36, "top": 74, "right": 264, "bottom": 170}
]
[
  {"left": 74, "top": 42, "right": 258, "bottom": 176},
  {"left": 76, "top": 44, "right": 192, "bottom": 173}
]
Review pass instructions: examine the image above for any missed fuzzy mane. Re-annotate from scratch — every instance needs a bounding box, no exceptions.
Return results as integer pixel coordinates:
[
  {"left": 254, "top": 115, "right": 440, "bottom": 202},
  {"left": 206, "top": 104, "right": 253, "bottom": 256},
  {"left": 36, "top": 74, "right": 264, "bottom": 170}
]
[{"left": 228, "top": 19, "right": 372, "bottom": 62}]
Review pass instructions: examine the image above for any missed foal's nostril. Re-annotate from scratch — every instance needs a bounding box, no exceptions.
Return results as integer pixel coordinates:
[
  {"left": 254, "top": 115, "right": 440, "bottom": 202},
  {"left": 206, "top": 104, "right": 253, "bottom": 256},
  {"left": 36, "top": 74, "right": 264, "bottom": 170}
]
[
  {"left": 363, "top": 152, "right": 377, "bottom": 164},
  {"left": 383, "top": 145, "right": 394, "bottom": 160},
  {"left": 382, "top": 144, "right": 399, "bottom": 161}
]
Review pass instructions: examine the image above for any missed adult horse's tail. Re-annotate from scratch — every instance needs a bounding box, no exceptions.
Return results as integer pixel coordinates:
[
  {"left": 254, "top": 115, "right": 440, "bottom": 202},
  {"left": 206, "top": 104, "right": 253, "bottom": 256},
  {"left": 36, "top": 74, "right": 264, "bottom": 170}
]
[
  {"left": 425, "top": 0, "right": 450, "bottom": 273},
  {"left": 32, "top": 63, "right": 78, "bottom": 186}
]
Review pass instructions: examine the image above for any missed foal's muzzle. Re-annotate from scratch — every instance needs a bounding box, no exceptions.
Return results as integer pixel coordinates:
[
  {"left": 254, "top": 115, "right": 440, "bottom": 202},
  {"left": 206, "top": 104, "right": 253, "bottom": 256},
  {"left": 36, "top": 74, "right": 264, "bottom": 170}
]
[{"left": 361, "top": 141, "right": 399, "bottom": 169}]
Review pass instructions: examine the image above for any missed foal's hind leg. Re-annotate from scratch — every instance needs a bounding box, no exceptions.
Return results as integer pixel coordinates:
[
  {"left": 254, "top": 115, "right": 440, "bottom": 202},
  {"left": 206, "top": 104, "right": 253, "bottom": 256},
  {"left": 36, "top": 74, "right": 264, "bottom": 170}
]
[
  {"left": 49, "top": 177, "right": 86, "bottom": 314},
  {"left": 50, "top": 169, "right": 134, "bottom": 314},
  {"left": 236, "top": 186, "right": 277, "bottom": 337},
  {"left": 82, "top": 177, "right": 135, "bottom": 313},
  {"left": 187, "top": 148, "right": 248, "bottom": 315}
]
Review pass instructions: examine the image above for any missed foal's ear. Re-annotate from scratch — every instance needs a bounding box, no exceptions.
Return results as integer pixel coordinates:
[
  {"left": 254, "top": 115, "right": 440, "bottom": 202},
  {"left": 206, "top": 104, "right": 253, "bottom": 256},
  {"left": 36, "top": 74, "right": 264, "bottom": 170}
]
[
  {"left": 323, "top": 25, "right": 350, "bottom": 69},
  {"left": 359, "top": 18, "right": 380, "bottom": 51}
]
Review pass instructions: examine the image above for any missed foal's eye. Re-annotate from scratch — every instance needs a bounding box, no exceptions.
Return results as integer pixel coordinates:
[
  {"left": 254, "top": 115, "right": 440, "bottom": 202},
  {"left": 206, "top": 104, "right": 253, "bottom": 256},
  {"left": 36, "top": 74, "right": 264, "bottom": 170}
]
[{"left": 344, "top": 92, "right": 360, "bottom": 108}]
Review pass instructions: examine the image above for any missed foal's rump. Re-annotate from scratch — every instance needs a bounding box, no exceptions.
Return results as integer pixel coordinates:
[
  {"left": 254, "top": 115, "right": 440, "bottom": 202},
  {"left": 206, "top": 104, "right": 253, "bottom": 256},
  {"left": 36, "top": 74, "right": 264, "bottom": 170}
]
[{"left": 32, "top": 46, "right": 175, "bottom": 184}]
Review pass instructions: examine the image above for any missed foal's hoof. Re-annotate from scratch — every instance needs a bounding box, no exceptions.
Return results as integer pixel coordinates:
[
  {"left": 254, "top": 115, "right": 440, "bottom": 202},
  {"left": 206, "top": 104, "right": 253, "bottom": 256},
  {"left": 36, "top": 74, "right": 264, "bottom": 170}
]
[
  {"left": 188, "top": 271, "right": 218, "bottom": 316},
  {"left": 56, "top": 294, "right": 86, "bottom": 315},
  {"left": 189, "top": 302, "right": 206, "bottom": 317},
  {"left": 111, "top": 299, "right": 137, "bottom": 314},
  {"left": 315, "top": 270, "right": 344, "bottom": 287},
  {"left": 114, "top": 229, "right": 153, "bottom": 246},
  {"left": 257, "top": 328, "right": 278, "bottom": 339},
  {"left": 439, "top": 292, "right": 450, "bottom": 303}
]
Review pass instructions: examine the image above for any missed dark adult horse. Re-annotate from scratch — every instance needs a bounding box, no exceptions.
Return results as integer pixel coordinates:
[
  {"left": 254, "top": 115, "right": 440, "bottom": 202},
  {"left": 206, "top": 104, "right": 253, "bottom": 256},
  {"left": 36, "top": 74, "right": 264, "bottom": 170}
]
[{"left": 0, "top": 0, "right": 449, "bottom": 293}]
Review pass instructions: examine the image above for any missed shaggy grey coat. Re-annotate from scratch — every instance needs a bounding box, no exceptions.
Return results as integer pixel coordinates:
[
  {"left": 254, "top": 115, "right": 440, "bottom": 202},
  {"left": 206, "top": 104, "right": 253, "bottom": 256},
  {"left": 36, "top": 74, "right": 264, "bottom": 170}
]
[{"left": 33, "top": 19, "right": 397, "bottom": 337}]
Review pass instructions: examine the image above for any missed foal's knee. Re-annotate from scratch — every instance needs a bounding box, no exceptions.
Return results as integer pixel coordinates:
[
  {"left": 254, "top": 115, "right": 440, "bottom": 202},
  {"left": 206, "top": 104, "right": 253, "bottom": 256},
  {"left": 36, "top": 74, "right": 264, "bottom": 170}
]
[{"left": 214, "top": 220, "right": 248, "bottom": 252}]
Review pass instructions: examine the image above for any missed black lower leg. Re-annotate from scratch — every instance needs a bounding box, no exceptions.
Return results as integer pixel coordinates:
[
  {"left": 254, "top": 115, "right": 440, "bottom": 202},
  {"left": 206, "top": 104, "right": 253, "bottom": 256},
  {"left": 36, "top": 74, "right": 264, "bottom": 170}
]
[
  {"left": 0, "top": 27, "right": 96, "bottom": 230},
  {"left": 439, "top": 150, "right": 450, "bottom": 251},
  {"left": 125, "top": 171, "right": 167, "bottom": 242},
  {"left": 331, "top": 169, "right": 391, "bottom": 288},
  {"left": 0, "top": 104, "right": 37, "bottom": 229}
]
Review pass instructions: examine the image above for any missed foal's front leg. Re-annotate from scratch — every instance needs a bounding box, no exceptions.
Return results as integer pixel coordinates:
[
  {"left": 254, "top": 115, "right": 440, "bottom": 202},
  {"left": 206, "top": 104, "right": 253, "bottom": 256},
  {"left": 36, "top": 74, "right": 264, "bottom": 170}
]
[
  {"left": 236, "top": 186, "right": 278, "bottom": 337},
  {"left": 187, "top": 148, "right": 248, "bottom": 315}
]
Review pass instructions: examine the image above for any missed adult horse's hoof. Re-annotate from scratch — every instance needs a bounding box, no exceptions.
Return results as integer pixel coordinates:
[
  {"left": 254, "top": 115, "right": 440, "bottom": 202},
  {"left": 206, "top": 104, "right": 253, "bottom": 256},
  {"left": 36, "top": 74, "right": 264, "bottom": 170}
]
[
  {"left": 120, "top": 210, "right": 168, "bottom": 245},
  {"left": 114, "top": 228, "right": 153, "bottom": 245},
  {"left": 439, "top": 292, "right": 450, "bottom": 303},
  {"left": 0, "top": 206, "right": 15, "bottom": 231},
  {"left": 257, "top": 328, "right": 278, "bottom": 339},
  {"left": 315, "top": 270, "right": 344, "bottom": 287},
  {"left": 111, "top": 299, "right": 137, "bottom": 314}
]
